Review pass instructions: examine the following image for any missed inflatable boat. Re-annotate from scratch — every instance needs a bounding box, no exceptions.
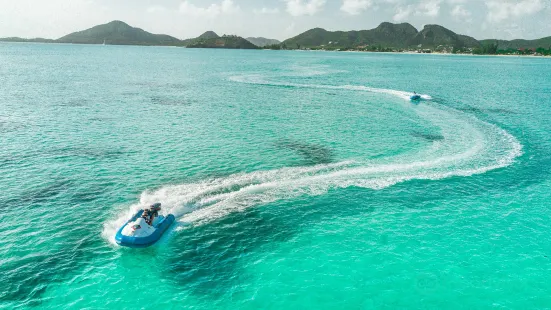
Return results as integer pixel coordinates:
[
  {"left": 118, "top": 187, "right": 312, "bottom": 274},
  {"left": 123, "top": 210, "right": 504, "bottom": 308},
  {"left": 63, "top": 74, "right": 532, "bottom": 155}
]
[{"left": 115, "top": 203, "right": 175, "bottom": 248}]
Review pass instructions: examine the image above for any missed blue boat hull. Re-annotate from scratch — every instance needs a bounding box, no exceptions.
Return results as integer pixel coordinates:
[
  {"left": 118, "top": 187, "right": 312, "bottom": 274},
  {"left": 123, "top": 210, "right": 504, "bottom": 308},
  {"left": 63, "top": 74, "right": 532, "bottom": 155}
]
[
  {"left": 115, "top": 210, "right": 175, "bottom": 248},
  {"left": 410, "top": 95, "right": 421, "bottom": 101}
]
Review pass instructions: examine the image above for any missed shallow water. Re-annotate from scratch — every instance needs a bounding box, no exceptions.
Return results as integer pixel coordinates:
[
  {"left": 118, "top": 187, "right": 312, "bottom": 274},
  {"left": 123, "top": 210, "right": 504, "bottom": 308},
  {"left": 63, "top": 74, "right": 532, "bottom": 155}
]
[{"left": 1, "top": 44, "right": 551, "bottom": 309}]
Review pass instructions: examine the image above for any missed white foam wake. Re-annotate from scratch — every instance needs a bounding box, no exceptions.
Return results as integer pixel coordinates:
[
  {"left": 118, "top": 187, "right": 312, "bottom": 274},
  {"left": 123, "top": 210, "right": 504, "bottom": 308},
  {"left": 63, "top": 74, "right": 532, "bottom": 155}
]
[
  {"left": 229, "top": 74, "right": 433, "bottom": 101},
  {"left": 103, "top": 73, "right": 522, "bottom": 243}
]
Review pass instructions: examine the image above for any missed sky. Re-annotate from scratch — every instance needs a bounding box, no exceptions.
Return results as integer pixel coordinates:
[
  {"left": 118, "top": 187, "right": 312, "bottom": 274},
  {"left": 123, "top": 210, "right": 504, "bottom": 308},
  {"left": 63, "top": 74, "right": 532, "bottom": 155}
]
[{"left": 0, "top": 0, "right": 550, "bottom": 41}]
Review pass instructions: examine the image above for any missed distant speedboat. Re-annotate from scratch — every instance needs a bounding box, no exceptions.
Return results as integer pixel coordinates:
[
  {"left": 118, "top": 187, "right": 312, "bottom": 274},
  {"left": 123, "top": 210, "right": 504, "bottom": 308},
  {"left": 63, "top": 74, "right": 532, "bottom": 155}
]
[
  {"left": 410, "top": 93, "right": 421, "bottom": 101},
  {"left": 115, "top": 203, "right": 175, "bottom": 248}
]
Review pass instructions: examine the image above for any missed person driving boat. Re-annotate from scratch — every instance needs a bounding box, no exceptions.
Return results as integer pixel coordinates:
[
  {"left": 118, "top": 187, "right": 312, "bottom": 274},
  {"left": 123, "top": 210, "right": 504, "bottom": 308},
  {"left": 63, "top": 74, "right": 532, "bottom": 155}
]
[
  {"left": 141, "top": 209, "right": 151, "bottom": 225},
  {"left": 147, "top": 203, "right": 162, "bottom": 225},
  {"left": 138, "top": 203, "right": 162, "bottom": 225}
]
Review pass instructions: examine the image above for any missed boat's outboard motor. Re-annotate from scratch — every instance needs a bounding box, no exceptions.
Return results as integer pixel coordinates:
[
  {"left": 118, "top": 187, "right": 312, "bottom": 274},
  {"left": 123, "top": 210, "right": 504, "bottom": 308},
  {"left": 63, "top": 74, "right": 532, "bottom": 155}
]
[
  {"left": 150, "top": 202, "right": 161, "bottom": 210},
  {"left": 150, "top": 203, "right": 161, "bottom": 215}
]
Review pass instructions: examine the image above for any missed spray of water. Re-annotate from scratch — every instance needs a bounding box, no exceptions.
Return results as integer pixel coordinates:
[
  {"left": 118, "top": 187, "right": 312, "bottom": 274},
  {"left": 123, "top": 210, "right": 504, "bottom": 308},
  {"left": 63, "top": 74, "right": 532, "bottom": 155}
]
[{"left": 102, "top": 71, "right": 522, "bottom": 244}]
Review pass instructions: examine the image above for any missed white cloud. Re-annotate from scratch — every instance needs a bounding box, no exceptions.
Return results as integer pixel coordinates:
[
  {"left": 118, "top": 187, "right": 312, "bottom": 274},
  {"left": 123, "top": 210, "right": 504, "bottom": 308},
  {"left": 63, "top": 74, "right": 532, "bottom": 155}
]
[
  {"left": 147, "top": 6, "right": 167, "bottom": 14},
  {"left": 285, "top": 0, "right": 326, "bottom": 16},
  {"left": 417, "top": 0, "right": 441, "bottom": 17},
  {"left": 253, "top": 7, "right": 280, "bottom": 14},
  {"left": 179, "top": 0, "right": 239, "bottom": 18},
  {"left": 0, "top": 0, "right": 108, "bottom": 38},
  {"left": 286, "top": 22, "right": 296, "bottom": 33},
  {"left": 340, "top": 0, "right": 373, "bottom": 15},
  {"left": 486, "top": 0, "right": 544, "bottom": 23},
  {"left": 390, "top": 0, "right": 442, "bottom": 21},
  {"left": 393, "top": 5, "right": 413, "bottom": 22},
  {"left": 451, "top": 4, "right": 471, "bottom": 19}
]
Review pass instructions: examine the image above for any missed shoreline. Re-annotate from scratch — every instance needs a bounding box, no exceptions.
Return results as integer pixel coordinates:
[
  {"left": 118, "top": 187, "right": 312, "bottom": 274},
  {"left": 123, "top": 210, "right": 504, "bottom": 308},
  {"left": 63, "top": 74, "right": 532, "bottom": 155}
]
[
  {"left": 385, "top": 51, "right": 550, "bottom": 58},
  {"left": 271, "top": 48, "right": 551, "bottom": 58},
  {"left": 2, "top": 41, "right": 550, "bottom": 58}
]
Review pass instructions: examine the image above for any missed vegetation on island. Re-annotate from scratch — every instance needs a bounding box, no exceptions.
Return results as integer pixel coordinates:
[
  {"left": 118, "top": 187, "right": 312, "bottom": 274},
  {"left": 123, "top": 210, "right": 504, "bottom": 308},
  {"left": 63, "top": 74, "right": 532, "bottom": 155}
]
[
  {"left": 57, "top": 20, "right": 182, "bottom": 46},
  {"left": 475, "top": 38, "right": 551, "bottom": 56},
  {"left": 0, "top": 37, "right": 55, "bottom": 43},
  {"left": 480, "top": 37, "right": 551, "bottom": 50},
  {"left": 266, "top": 23, "right": 550, "bottom": 56},
  {"left": 471, "top": 44, "right": 551, "bottom": 56},
  {"left": 246, "top": 37, "right": 281, "bottom": 47},
  {"left": 0, "top": 21, "right": 259, "bottom": 49},
  {"left": 1, "top": 20, "right": 549, "bottom": 55},
  {"left": 278, "top": 23, "right": 479, "bottom": 51},
  {"left": 186, "top": 33, "right": 259, "bottom": 49}
]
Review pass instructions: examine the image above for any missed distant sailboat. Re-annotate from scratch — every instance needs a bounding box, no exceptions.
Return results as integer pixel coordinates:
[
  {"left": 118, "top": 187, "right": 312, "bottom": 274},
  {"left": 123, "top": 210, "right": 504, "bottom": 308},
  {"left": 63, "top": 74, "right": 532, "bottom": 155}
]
[{"left": 102, "top": 39, "right": 106, "bottom": 45}]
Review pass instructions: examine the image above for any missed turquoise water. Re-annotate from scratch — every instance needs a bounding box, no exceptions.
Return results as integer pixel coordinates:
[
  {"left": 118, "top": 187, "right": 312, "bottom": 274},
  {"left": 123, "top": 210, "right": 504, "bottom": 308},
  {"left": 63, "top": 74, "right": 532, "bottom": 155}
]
[{"left": 1, "top": 43, "right": 551, "bottom": 309}]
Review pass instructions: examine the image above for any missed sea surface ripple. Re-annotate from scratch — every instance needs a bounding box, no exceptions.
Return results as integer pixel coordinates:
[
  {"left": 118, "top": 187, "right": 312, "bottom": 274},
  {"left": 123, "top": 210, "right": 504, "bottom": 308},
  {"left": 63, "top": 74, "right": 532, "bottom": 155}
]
[{"left": 1, "top": 45, "right": 550, "bottom": 309}]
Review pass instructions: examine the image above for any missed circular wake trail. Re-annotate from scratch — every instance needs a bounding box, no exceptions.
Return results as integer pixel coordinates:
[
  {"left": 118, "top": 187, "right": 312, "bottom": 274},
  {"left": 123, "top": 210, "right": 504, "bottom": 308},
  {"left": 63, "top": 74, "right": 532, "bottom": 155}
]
[{"left": 103, "top": 73, "right": 522, "bottom": 242}]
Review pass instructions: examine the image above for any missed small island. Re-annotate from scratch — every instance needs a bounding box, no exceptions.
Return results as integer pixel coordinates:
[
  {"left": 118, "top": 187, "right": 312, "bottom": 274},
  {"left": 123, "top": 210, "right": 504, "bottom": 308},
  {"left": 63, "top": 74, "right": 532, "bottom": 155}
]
[
  {"left": 1, "top": 20, "right": 549, "bottom": 56},
  {"left": 268, "top": 23, "right": 551, "bottom": 56},
  {"left": 185, "top": 33, "right": 259, "bottom": 49}
]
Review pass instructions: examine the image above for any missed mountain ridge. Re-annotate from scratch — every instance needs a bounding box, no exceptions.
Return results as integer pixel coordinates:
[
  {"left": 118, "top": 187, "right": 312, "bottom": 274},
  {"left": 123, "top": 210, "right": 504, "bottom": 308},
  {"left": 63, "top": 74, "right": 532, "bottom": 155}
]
[
  {"left": 283, "top": 22, "right": 481, "bottom": 49},
  {"left": 408, "top": 24, "right": 480, "bottom": 48},
  {"left": 480, "top": 37, "right": 551, "bottom": 50},
  {"left": 186, "top": 35, "right": 259, "bottom": 49},
  {"left": 57, "top": 20, "right": 182, "bottom": 46},
  {"left": 246, "top": 37, "right": 281, "bottom": 47},
  {"left": 1, "top": 20, "right": 550, "bottom": 51},
  {"left": 198, "top": 31, "right": 220, "bottom": 40}
]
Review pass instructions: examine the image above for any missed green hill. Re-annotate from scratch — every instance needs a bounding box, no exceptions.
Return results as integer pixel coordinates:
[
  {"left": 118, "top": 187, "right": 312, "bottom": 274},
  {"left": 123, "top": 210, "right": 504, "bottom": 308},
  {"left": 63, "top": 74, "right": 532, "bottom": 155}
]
[
  {"left": 181, "top": 31, "right": 220, "bottom": 46},
  {"left": 198, "top": 31, "right": 220, "bottom": 40},
  {"left": 182, "top": 31, "right": 259, "bottom": 49},
  {"left": 362, "top": 22, "right": 419, "bottom": 48},
  {"left": 246, "top": 37, "right": 281, "bottom": 47},
  {"left": 480, "top": 37, "right": 551, "bottom": 50},
  {"left": 2, "top": 20, "right": 550, "bottom": 53},
  {"left": 282, "top": 28, "right": 340, "bottom": 48},
  {"left": 458, "top": 35, "right": 481, "bottom": 48},
  {"left": 409, "top": 24, "right": 480, "bottom": 48},
  {"left": 283, "top": 22, "right": 482, "bottom": 49},
  {"left": 283, "top": 23, "right": 419, "bottom": 49},
  {"left": 2, "top": 24, "right": 261, "bottom": 50},
  {"left": 56, "top": 20, "right": 182, "bottom": 46},
  {"left": 186, "top": 35, "right": 259, "bottom": 49}
]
